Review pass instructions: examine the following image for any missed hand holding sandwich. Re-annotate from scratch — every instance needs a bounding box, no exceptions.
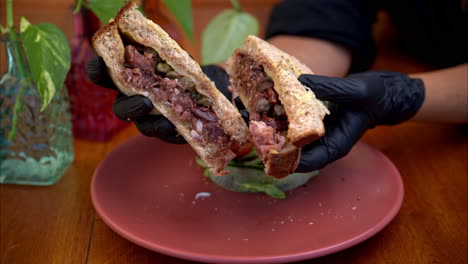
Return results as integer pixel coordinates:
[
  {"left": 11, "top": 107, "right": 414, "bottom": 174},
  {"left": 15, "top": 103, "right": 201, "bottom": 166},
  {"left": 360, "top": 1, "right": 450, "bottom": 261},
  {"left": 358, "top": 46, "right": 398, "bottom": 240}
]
[
  {"left": 87, "top": 57, "right": 231, "bottom": 144},
  {"left": 87, "top": 32, "right": 425, "bottom": 176},
  {"left": 296, "top": 71, "right": 425, "bottom": 172}
]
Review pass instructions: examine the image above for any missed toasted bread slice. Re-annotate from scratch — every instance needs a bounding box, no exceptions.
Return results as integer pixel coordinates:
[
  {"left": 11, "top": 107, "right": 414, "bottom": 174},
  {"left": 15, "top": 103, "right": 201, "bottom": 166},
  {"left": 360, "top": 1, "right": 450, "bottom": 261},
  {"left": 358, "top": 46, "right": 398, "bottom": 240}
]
[
  {"left": 92, "top": 1, "right": 249, "bottom": 175},
  {"left": 226, "top": 35, "right": 328, "bottom": 177}
]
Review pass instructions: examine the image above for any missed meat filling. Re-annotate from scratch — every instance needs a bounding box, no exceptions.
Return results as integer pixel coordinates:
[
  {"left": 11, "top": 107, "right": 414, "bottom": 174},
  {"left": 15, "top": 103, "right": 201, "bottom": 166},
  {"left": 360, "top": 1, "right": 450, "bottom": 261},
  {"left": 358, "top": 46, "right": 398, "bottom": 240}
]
[
  {"left": 249, "top": 121, "right": 286, "bottom": 157},
  {"left": 122, "top": 44, "right": 234, "bottom": 150},
  {"left": 234, "top": 53, "right": 289, "bottom": 157}
]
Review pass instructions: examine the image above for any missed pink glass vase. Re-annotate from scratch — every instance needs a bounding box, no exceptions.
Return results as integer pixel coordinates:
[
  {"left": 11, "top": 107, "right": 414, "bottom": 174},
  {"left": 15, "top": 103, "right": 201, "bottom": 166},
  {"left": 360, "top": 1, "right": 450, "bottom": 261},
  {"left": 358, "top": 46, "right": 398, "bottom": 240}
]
[{"left": 65, "top": 9, "right": 129, "bottom": 141}]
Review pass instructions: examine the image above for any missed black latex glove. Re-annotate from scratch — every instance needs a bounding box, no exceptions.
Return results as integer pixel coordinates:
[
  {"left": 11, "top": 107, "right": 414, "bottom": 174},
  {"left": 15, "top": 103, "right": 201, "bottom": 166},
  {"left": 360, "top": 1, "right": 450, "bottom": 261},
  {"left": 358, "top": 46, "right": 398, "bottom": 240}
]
[
  {"left": 296, "top": 71, "right": 425, "bottom": 172},
  {"left": 86, "top": 57, "right": 231, "bottom": 143}
]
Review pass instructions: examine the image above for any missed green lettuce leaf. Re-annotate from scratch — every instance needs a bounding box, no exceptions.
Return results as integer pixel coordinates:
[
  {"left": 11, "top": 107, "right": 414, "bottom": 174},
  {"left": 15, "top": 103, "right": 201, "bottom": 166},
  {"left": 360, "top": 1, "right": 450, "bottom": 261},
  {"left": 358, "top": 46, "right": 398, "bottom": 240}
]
[
  {"left": 239, "top": 182, "right": 285, "bottom": 199},
  {"left": 20, "top": 18, "right": 71, "bottom": 110},
  {"left": 197, "top": 148, "right": 319, "bottom": 199}
]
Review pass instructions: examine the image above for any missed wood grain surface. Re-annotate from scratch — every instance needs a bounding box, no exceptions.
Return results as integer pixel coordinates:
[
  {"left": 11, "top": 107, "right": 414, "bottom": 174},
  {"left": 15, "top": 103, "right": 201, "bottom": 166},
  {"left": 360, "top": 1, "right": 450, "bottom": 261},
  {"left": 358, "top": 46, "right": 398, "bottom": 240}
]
[{"left": 1, "top": 1, "right": 467, "bottom": 263}]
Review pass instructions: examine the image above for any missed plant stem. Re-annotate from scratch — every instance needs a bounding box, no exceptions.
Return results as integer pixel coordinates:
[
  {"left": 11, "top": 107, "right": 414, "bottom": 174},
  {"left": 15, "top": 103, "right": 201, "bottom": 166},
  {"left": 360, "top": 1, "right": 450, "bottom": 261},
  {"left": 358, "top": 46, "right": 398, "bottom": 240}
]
[
  {"left": 229, "top": 0, "right": 242, "bottom": 12},
  {"left": 6, "top": 31, "right": 28, "bottom": 140},
  {"left": 6, "top": 29, "right": 29, "bottom": 140},
  {"left": 7, "top": 0, "right": 14, "bottom": 28},
  {"left": 6, "top": 38, "right": 26, "bottom": 140},
  {"left": 73, "top": 0, "right": 84, "bottom": 14},
  {"left": 9, "top": 31, "right": 27, "bottom": 78},
  {"left": 8, "top": 84, "right": 24, "bottom": 141}
]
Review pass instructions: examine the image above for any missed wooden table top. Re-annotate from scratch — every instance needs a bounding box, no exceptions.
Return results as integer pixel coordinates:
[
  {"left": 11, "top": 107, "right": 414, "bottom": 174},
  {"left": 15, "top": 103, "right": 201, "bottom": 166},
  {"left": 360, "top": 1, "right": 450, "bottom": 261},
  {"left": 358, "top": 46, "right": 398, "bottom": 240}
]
[
  {"left": 1, "top": 1, "right": 467, "bottom": 263},
  {"left": 1, "top": 122, "right": 466, "bottom": 264}
]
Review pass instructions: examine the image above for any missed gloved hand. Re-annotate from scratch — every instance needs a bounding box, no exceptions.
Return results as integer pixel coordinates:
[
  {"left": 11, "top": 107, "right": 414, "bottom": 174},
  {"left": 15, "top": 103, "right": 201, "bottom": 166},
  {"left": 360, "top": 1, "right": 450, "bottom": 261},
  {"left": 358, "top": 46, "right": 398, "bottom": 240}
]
[
  {"left": 86, "top": 57, "right": 231, "bottom": 143},
  {"left": 296, "top": 71, "right": 425, "bottom": 172}
]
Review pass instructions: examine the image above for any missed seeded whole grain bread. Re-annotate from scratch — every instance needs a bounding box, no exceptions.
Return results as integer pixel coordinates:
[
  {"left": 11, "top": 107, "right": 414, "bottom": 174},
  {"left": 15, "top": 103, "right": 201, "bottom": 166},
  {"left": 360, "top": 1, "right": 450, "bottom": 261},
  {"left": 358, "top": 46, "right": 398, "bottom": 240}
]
[
  {"left": 226, "top": 35, "right": 329, "bottom": 177},
  {"left": 92, "top": 1, "right": 249, "bottom": 175}
]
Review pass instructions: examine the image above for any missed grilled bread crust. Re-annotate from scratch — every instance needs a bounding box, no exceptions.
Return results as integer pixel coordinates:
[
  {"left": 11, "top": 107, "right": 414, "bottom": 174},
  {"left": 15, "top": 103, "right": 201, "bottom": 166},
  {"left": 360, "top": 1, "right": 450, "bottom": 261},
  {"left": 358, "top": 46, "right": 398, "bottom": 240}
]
[
  {"left": 92, "top": 1, "right": 249, "bottom": 175},
  {"left": 226, "top": 35, "right": 328, "bottom": 177}
]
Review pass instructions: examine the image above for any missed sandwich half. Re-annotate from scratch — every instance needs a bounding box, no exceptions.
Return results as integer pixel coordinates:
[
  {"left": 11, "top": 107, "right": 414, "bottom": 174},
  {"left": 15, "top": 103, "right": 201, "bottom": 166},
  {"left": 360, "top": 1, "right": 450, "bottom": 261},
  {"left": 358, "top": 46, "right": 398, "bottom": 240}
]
[
  {"left": 92, "top": 1, "right": 249, "bottom": 175},
  {"left": 226, "top": 35, "right": 329, "bottom": 178}
]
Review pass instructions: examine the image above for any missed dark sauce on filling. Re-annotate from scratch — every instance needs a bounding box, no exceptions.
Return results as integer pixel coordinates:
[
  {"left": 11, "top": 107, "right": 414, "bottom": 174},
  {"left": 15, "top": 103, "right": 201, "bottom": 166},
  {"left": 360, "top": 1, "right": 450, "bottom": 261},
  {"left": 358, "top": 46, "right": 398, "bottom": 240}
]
[{"left": 120, "top": 41, "right": 235, "bottom": 152}]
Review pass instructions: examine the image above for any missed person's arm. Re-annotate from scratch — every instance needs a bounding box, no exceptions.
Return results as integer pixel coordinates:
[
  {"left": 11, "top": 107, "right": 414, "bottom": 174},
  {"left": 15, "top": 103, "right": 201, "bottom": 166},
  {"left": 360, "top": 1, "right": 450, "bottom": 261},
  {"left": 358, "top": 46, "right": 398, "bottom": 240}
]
[
  {"left": 269, "top": 38, "right": 467, "bottom": 123},
  {"left": 411, "top": 63, "right": 468, "bottom": 123},
  {"left": 264, "top": 0, "right": 377, "bottom": 76},
  {"left": 271, "top": 35, "right": 468, "bottom": 123},
  {"left": 268, "top": 36, "right": 352, "bottom": 77}
]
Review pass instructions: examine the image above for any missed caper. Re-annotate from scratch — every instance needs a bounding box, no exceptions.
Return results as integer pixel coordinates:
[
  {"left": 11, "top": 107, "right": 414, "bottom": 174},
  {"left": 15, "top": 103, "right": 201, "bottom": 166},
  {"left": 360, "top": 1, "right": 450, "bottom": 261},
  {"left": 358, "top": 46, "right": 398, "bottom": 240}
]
[
  {"left": 256, "top": 79, "right": 273, "bottom": 92},
  {"left": 196, "top": 96, "right": 212, "bottom": 108},
  {"left": 156, "top": 62, "right": 172, "bottom": 73},
  {"left": 273, "top": 104, "right": 286, "bottom": 117},
  {"left": 256, "top": 98, "right": 271, "bottom": 113},
  {"left": 144, "top": 47, "right": 160, "bottom": 59},
  {"left": 191, "top": 92, "right": 202, "bottom": 101},
  {"left": 166, "top": 70, "right": 180, "bottom": 79},
  {"left": 178, "top": 76, "right": 196, "bottom": 91}
]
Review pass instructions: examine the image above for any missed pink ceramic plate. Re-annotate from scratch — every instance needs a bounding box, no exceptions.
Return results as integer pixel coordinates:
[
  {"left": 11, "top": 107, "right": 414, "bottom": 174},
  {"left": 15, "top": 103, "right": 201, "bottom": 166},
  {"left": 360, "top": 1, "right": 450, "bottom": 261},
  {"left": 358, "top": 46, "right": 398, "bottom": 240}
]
[{"left": 91, "top": 135, "right": 403, "bottom": 263}]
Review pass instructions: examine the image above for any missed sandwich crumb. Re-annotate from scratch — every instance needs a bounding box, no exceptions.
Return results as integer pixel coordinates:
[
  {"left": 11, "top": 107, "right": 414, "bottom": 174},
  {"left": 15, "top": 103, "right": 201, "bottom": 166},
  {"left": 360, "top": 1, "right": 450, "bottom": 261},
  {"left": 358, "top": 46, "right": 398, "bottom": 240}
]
[{"left": 195, "top": 192, "right": 211, "bottom": 199}]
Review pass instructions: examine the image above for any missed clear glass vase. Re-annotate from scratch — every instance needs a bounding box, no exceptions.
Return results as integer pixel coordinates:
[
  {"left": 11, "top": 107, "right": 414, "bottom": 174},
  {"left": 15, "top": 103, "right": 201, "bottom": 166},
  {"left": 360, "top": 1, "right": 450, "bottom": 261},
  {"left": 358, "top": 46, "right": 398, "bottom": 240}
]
[{"left": 0, "top": 32, "right": 74, "bottom": 185}]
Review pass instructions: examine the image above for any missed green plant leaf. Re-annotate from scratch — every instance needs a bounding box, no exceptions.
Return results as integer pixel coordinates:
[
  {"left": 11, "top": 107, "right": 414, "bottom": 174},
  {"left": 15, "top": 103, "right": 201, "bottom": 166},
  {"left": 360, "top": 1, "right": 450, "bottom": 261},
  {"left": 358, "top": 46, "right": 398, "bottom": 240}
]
[
  {"left": 86, "top": 0, "right": 127, "bottom": 24},
  {"left": 202, "top": 9, "right": 258, "bottom": 65},
  {"left": 0, "top": 24, "right": 8, "bottom": 33},
  {"left": 20, "top": 17, "right": 71, "bottom": 110},
  {"left": 163, "top": 0, "right": 193, "bottom": 41}
]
